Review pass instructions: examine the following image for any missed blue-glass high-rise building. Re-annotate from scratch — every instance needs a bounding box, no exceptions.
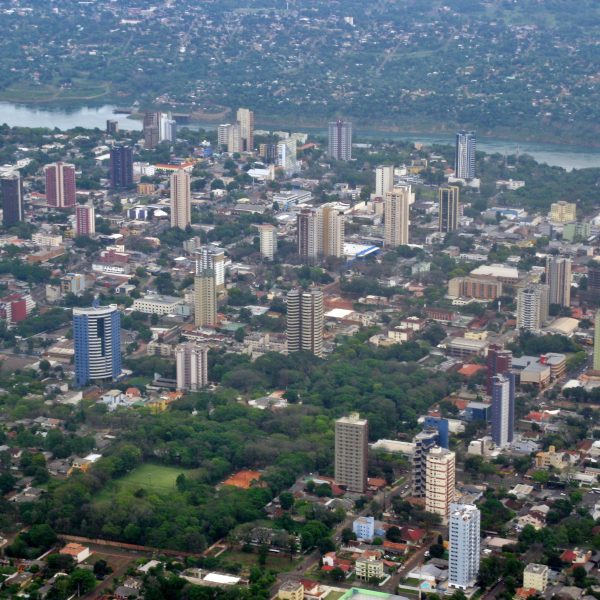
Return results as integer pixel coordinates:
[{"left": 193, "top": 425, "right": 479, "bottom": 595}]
[
  {"left": 455, "top": 131, "right": 476, "bottom": 179},
  {"left": 73, "top": 302, "right": 121, "bottom": 387},
  {"left": 491, "top": 373, "right": 515, "bottom": 447}
]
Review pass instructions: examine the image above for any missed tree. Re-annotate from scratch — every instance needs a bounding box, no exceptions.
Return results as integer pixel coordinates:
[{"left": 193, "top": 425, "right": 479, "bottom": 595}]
[
  {"left": 279, "top": 491, "right": 294, "bottom": 511},
  {"left": 93, "top": 559, "right": 112, "bottom": 579},
  {"left": 330, "top": 567, "right": 345, "bottom": 582},
  {"left": 429, "top": 543, "right": 445, "bottom": 558},
  {"left": 341, "top": 528, "right": 356, "bottom": 544},
  {"left": 68, "top": 569, "right": 97, "bottom": 595}
]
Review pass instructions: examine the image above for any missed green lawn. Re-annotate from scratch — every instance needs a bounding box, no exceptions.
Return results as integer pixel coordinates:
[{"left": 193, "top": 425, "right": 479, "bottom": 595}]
[
  {"left": 325, "top": 593, "right": 345, "bottom": 600},
  {"left": 96, "top": 463, "right": 198, "bottom": 500},
  {"left": 218, "top": 550, "right": 300, "bottom": 573}
]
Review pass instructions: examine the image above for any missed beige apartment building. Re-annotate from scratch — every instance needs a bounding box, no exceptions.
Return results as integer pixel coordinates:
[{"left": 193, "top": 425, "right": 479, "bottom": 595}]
[
  {"left": 425, "top": 446, "right": 456, "bottom": 521},
  {"left": 335, "top": 413, "right": 368, "bottom": 493}
]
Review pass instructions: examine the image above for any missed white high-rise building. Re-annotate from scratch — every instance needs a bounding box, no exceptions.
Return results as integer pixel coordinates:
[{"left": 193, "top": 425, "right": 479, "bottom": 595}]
[
  {"left": 217, "top": 124, "right": 231, "bottom": 147},
  {"left": 170, "top": 170, "right": 191, "bottom": 230},
  {"left": 335, "top": 413, "right": 368, "bottom": 493},
  {"left": 286, "top": 288, "right": 324, "bottom": 356},
  {"left": 195, "top": 246, "right": 225, "bottom": 291},
  {"left": 594, "top": 310, "right": 600, "bottom": 372},
  {"left": 455, "top": 131, "right": 476, "bottom": 180},
  {"left": 384, "top": 186, "right": 412, "bottom": 247},
  {"left": 227, "top": 123, "right": 242, "bottom": 154},
  {"left": 517, "top": 285, "right": 549, "bottom": 333},
  {"left": 176, "top": 343, "right": 208, "bottom": 391},
  {"left": 375, "top": 165, "right": 394, "bottom": 198},
  {"left": 491, "top": 373, "right": 515, "bottom": 448},
  {"left": 448, "top": 503, "right": 481, "bottom": 590},
  {"left": 425, "top": 446, "right": 455, "bottom": 521},
  {"left": 277, "top": 138, "right": 297, "bottom": 174},
  {"left": 328, "top": 120, "right": 352, "bottom": 161},
  {"left": 546, "top": 256, "right": 572, "bottom": 308},
  {"left": 159, "top": 113, "right": 177, "bottom": 142},
  {"left": 258, "top": 224, "right": 277, "bottom": 260}
]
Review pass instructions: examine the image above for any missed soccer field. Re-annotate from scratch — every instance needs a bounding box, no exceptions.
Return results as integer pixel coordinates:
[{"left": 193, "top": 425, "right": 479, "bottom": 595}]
[{"left": 113, "top": 464, "right": 196, "bottom": 493}]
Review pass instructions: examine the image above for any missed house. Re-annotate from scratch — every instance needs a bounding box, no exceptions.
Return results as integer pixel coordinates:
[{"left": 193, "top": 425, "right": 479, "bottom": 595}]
[
  {"left": 560, "top": 549, "right": 592, "bottom": 567},
  {"left": 279, "top": 580, "right": 304, "bottom": 600},
  {"left": 400, "top": 526, "right": 425, "bottom": 545},
  {"left": 114, "top": 585, "right": 141, "bottom": 600},
  {"left": 321, "top": 552, "right": 353, "bottom": 575},
  {"left": 383, "top": 541, "right": 409, "bottom": 555},
  {"left": 535, "top": 446, "right": 572, "bottom": 471},
  {"left": 59, "top": 543, "right": 90, "bottom": 563},
  {"left": 68, "top": 453, "right": 101, "bottom": 476}
]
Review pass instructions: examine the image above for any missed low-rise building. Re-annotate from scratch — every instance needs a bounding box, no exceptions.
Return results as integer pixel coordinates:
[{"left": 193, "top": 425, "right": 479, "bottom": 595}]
[
  {"left": 353, "top": 516, "right": 375, "bottom": 541},
  {"left": 278, "top": 581, "right": 304, "bottom": 600},
  {"left": 133, "top": 294, "right": 190, "bottom": 316},
  {"left": 523, "top": 563, "right": 548, "bottom": 593},
  {"left": 355, "top": 554, "right": 384, "bottom": 581}
]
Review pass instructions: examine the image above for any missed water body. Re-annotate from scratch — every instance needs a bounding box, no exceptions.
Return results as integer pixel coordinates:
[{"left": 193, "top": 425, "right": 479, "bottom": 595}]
[{"left": 0, "top": 101, "right": 598, "bottom": 171}]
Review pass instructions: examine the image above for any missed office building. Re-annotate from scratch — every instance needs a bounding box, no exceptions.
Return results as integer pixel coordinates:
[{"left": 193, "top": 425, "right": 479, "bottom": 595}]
[
  {"left": 109, "top": 146, "right": 133, "bottom": 189},
  {"left": 491, "top": 373, "right": 515, "bottom": 448},
  {"left": 176, "top": 343, "right": 209, "bottom": 391},
  {"left": 143, "top": 111, "right": 161, "bottom": 149},
  {"left": 277, "top": 138, "right": 297, "bottom": 173},
  {"left": 236, "top": 108, "right": 254, "bottom": 152},
  {"left": 486, "top": 344, "right": 512, "bottom": 395},
  {"left": 73, "top": 302, "right": 121, "bottom": 387},
  {"left": 517, "top": 285, "right": 549, "bottom": 333},
  {"left": 259, "top": 224, "right": 277, "bottom": 260},
  {"left": 195, "top": 246, "right": 225, "bottom": 290},
  {"left": 546, "top": 256, "right": 572, "bottom": 307},
  {"left": 297, "top": 209, "right": 320, "bottom": 261},
  {"left": 170, "top": 169, "right": 191, "bottom": 230},
  {"left": 425, "top": 447, "right": 455, "bottom": 520},
  {"left": 439, "top": 186, "right": 460, "bottom": 232},
  {"left": 45, "top": 162, "right": 76, "bottom": 209},
  {"left": 523, "top": 564, "right": 549, "bottom": 593},
  {"left": 375, "top": 165, "right": 394, "bottom": 198},
  {"left": 549, "top": 201, "right": 576, "bottom": 223},
  {"left": 384, "top": 186, "right": 412, "bottom": 247},
  {"left": 75, "top": 203, "right": 95, "bottom": 236},
  {"left": 286, "top": 288, "right": 324, "bottom": 357},
  {"left": 594, "top": 310, "right": 600, "bottom": 371},
  {"left": 194, "top": 271, "right": 217, "bottom": 327},
  {"left": 455, "top": 131, "right": 476, "bottom": 179},
  {"left": 412, "top": 429, "right": 439, "bottom": 497},
  {"left": 448, "top": 503, "right": 481, "bottom": 590},
  {"left": 106, "top": 119, "right": 119, "bottom": 135},
  {"left": 1, "top": 172, "right": 23, "bottom": 227},
  {"left": 321, "top": 204, "right": 345, "bottom": 258},
  {"left": 422, "top": 416, "right": 450, "bottom": 449},
  {"left": 328, "top": 119, "right": 352, "bottom": 161},
  {"left": 334, "top": 413, "right": 368, "bottom": 493}
]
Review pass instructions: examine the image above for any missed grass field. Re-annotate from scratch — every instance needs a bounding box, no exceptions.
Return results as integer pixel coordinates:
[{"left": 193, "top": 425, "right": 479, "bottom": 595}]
[
  {"left": 218, "top": 550, "right": 300, "bottom": 573},
  {"left": 96, "top": 463, "right": 198, "bottom": 501}
]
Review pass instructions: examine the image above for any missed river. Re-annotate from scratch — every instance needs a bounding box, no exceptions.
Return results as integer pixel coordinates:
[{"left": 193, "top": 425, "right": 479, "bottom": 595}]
[{"left": 1, "top": 101, "right": 598, "bottom": 172}]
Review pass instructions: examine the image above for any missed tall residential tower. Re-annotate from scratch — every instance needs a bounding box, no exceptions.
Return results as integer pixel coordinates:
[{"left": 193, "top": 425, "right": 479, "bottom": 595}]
[{"left": 335, "top": 413, "right": 368, "bottom": 493}]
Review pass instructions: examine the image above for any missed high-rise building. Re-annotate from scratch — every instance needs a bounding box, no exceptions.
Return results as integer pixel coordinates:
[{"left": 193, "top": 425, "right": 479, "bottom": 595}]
[
  {"left": 448, "top": 503, "right": 481, "bottom": 590},
  {"left": 425, "top": 446, "right": 455, "bottom": 520},
  {"left": 1, "top": 172, "right": 23, "bottom": 227},
  {"left": 588, "top": 264, "right": 600, "bottom": 294},
  {"left": 160, "top": 113, "right": 177, "bottom": 142},
  {"left": 286, "top": 288, "right": 324, "bottom": 357},
  {"left": 546, "top": 256, "right": 572, "bottom": 307},
  {"left": 109, "top": 146, "right": 133, "bottom": 189},
  {"left": 334, "top": 413, "right": 368, "bottom": 493},
  {"left": 594, "top": 310, "right": 600, "bottom": 371},
  {"left": 297, "top": 209, "right": 320, "bottom": 261},
  {"left": 106, "top": 119, "right": 119, "bottom": 135},
  {"left": 75, "top": 203, "right": 95, "bottom": 236},
  {"left": 236, "top": 108, "right": 254, "bottom": 152},
  {"left": 321, "top": 204, "right": 345, "bottom": 258},
  {"left": 143, "top": 111, "right": 160, "bottom": 149},
  {"left": 170, "top": 170, "right": 191, "bottom": 230},
  {"left": 412, "top": 429, "right": 439, "bottom": 497},
  {"left": 328, "top": 119, "right": 352, "bottom": 161},
  {"left": 277, "top": 138, "right": 297, "bottom": 174},
  {"left": 486, "top": 344, "right": 512, "bottom": 395},
  {"left": 491, "top": 373, "right": 515, "bottom": 448},
  {"left": 227, "top": 123, "right": 242, "bottom": 154},
  {"left": 439, "top": 186, "right": 460, "bottom": 232},
  {"left": 258, "top": 224, "right": 277, "bottom": 260},
  {"left": 73, "top": 302, "right": 121, "bottom": 387},
  {"left": 375, "top": 165, "right": 394, "bottom": 198},
  {"left": 259, "top": 143, "right": 278, "bottom": 164},
  {"left": 217, "top": 124, "right": 231, "bottom": 148},
  {"left": 517, "top": 285, "right": 549, "bottom": 333},
  {"left": 45, "top": 162, "right": 76, "bottom": 209},
  {"left": 549, "top": 201, "right": 576, "bottom": 224},
  {"left": 194, "top": 271, "right": 217, "bottom": 327},
  {"left": 384, "top": 186, "right": 412, "bottom": 247},
  {"left": 455, "top": 131, "right": 476, "bottom": 179},
  {"left": 195, "top": 246, "right": 225, "bottom": 291},
  {"left": 176, "top": 343, "right": 208, "bottom": 391}
]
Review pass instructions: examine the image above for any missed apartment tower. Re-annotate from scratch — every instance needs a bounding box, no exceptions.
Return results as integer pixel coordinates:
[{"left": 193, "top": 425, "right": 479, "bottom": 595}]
[
  {"left": 1, "top": 172, "right": 23, "bottom": 227},
  {"left": 334, "top": 413, "right": 368, "bottom": 493},
  {"left": 439, "top": 185, "right": 460, "bottom": 232},
  {"left": 328, "top": 119, "right": 352, "bottom": 161},
  {"left": 109, "top": 146, "right": 134, "bottom": 189},
  {"left": 170, "top": 169, "right": 191, "bottom": 230},
  {"left": 546, "top": 256, "right": 572, "bottom": 307},
  {"left": 455, "top": 131, "right": 476, "bottom": 179},
  {"left": 194, "top": 270, "right": 217, "bottom": 327},
  {"left": 384, "top": 186, "right": 411, "bottom": 247},
  {"left": 486, "top": 344, "right": 512, "bottom": 395},
  {"left": 448, "top": 503, "right": 481, "bottom": 590},
  {"left": 286, "top": 288, "right": 324, "bottom": 357},
  {"left": 425, "top": 446, "right": 456, "bottom": 521},
  {"left": 175, "top": 343, "right": 209, "bottom": 391},
  {"left": 516, "top": 285, "right": 549, "bottom": 333},
  {"left": 45, "top": 162, "right": 76, "bottom": 209},
  {"left": 195, "top": 246, "right": 225, "bottom": 291},
  {"left": 75, "top": 203, "right": 95, "bottom": 236},
  {"left": 321, "top": 204, "right": 345, "bottom": 258},
  {"left": 491, "top": 373, "right": 515, "bottom": 448},
  {"left": 236, "top": 108, "right": 255, "bottom": 152},
  {"left": 258, "top": 224, "right": 278, "bottom": 260},
  {"left": 375, "top": 165, "right": 394, "bottom": 198}
]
